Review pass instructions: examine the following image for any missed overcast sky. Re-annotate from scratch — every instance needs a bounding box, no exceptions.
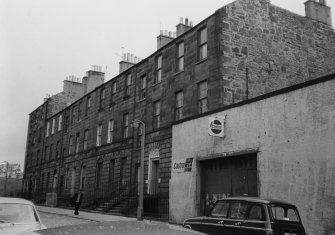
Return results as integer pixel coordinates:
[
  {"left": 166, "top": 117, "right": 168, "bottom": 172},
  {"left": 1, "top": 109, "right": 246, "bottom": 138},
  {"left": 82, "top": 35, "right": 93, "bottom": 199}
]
[{"left": 1, "top": 0, "right": 334, "bottom": 169}]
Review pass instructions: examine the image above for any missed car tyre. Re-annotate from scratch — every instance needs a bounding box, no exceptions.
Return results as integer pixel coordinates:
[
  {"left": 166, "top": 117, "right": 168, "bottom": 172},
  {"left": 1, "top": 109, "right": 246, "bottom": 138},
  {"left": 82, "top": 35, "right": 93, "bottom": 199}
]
[{"left": 184, "top": 225, "right": 192, "bottom": 229}]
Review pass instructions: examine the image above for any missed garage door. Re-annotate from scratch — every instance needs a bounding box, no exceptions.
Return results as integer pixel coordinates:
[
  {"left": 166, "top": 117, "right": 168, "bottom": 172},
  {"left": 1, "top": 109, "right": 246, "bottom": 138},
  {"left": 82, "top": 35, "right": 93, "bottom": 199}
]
[{"left": 200, "top": 154, "right": 257, "bottom": 214}]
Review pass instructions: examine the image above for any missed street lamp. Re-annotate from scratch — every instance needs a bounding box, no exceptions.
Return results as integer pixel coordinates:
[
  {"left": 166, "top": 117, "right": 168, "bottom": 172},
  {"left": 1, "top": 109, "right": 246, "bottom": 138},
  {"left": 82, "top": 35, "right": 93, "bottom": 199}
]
[
  {"left": 131, "top": 119, "right": 145, "bottom": 221},
  {"left": 1, "top": 161, "right": 9, "bottom": 196}
]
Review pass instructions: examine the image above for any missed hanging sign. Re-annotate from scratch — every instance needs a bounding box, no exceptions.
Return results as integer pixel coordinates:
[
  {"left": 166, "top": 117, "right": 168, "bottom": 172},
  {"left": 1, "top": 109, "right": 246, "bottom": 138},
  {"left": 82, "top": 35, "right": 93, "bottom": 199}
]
[{"left": 208, "top": 116, "right": 225, "bottom": 137}]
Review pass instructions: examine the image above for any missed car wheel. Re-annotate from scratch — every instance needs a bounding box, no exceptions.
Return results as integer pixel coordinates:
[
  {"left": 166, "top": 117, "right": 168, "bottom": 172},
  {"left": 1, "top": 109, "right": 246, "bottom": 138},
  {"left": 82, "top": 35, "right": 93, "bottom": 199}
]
[{"left": 184, "top": 224, "right": 192, "bottom": 229}]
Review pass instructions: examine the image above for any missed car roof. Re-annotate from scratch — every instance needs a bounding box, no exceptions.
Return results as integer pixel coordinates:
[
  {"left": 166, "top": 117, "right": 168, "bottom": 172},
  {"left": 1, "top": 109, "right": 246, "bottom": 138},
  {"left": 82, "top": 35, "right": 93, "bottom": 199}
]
[
  {"left": 216, "top": 197, "right": 296, "bottom": 206},
  {"left": 0, "top": 197, "right": 35, "bottom": 206}
]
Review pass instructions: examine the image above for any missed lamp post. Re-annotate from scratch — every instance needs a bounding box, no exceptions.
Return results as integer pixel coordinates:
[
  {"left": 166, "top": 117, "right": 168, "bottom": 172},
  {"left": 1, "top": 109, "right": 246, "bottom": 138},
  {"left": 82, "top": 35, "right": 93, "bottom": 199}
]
[
  {"left": 131, "top": 119, "right": 145, "bottom": 221},
  {"left": 1, "top": 161, "right": 9, "bottom": 196}
]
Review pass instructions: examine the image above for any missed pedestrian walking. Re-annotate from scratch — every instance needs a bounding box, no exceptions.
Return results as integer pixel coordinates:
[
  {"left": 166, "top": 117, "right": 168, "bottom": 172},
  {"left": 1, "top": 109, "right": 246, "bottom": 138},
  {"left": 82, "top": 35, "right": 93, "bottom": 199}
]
[{"left": 73, "top": 189, "right": 83, "bottom": 215}]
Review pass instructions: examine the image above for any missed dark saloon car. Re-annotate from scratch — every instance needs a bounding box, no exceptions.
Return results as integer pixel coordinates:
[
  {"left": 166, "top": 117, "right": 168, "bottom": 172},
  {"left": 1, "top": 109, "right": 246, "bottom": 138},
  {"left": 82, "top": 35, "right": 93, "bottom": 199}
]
[{"left": 183, "top": 197, "right": 306, "bottom": 235}]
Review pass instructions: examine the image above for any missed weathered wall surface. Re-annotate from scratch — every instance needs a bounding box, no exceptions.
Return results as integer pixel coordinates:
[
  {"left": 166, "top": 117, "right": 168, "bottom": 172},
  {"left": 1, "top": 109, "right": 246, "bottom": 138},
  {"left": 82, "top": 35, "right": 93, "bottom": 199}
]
[
  {"left": 170, "top": 76, "right": 335, "bottom": 234},
  {"left": 0, "top": 178, "right": 22, "bottom": 196},
  {"left": 218, "top": 0, "right": 335, "bottom": 104}
]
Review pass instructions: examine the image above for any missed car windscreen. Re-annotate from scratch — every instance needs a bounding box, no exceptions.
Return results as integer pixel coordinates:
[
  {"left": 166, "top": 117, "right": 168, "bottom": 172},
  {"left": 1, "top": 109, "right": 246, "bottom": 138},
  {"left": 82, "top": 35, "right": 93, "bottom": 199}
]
[
  {"left": 0, "top": 203, "right": 38, "bottom": 223},
  {"left": 269, "top": 204, "right": 300, "bottom": 222}
]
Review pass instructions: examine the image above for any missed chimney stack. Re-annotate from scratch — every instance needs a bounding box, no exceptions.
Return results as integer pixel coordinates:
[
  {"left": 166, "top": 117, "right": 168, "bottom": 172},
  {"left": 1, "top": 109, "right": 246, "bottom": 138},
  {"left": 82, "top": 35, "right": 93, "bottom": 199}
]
[
  {"left": 176, "top": 17, "right": 193, "bottom": 37},
  {"left": 157, "top": 29, "right": 176, "bottom": 50},
  {"left": 305, "top": 0, "right": 332, "bottom": 26},
  {"left": 119, "top": 52, "right": 141, "bottom": 74}
]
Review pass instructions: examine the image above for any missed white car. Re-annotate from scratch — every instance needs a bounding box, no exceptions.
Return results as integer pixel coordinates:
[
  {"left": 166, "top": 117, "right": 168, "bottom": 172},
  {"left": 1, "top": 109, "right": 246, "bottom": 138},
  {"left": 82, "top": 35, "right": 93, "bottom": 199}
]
[{"left": 0, "top": 197, "right": 46, "bottom": 235}]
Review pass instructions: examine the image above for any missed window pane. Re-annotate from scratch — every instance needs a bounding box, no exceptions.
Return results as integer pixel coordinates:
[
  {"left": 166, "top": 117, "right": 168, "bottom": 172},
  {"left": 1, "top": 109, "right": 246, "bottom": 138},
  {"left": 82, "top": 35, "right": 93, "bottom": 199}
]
[
  {"left": 127, "top": 74, "right": 131, "bottom": 85},
  {"left": 154, "top": 101, "right": 161, "bottom": 115},
  {"left": 178, "top": 57, "right": 184, "bottom": 71},
  {"left": 271, "top": 205, "right": 300, "bottom": 222},
  {"left": 229, "top": 201, "right": 248, "bottom": 219},
  {"left": 200, "top": 27, "right": 207, "bottom": 44},
  {"left": 178, "top": 42, "right": 184, "bottom": 56},
  {"left": 112, "top": 83, "right": 116, "bottom": 93},
  {"left": 199, "top": 99, "right": 207, "bottom": 113},
  {"left": 247, "top": 205, "right": 265, "bottom": 221},
  {"left": 141, "top": 76, "right": 146, "bottom": 89},
  {"left": 0, "top": 204, "right": 37, "bottom": 223},
  {"left": 199, "top": 81, "right": 207, "bottom": 99},
  {"left": 210, "top": 201, "right": 229, "bottom": 218},
  {"left": 200, "top": 44, "right": 207, "bottom": 60},
  {"left": 157, "top": 69, "right": 162, "bottom": 83},
  {"left": 176, "top": 92, "right": 183, "bottom": 107},
  {"left": 157, "top": 55, "right": 162, "bottom": 68}
]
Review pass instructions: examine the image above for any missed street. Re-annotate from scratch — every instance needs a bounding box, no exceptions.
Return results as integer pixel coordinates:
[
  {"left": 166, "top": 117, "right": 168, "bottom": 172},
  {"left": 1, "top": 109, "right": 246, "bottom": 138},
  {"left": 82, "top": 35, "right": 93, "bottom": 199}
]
[
  {"left": 39, "top": 211, "right": 94, "bottom": 229},
  {"left": 37, "top": 206, "right": 135, "bottom": 229}
]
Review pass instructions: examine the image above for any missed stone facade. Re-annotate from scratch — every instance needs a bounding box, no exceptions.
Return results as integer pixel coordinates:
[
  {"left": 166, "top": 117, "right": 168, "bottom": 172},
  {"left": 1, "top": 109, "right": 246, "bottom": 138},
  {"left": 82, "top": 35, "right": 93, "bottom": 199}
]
[
  {"left": 24, "top": 0, "right": 334, "bottom": 223},
  {"left": 217, "top": 0, "right": 335, "bottom": 105}
]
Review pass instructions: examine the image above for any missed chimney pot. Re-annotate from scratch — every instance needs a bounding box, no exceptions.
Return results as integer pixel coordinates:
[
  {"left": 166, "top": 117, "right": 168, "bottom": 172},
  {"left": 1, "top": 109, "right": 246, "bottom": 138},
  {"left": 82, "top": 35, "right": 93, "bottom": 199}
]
[
  {"left": 180, "top": 17, "right": 183, "bottom": 24},
  {"left": 185, "top": 17, "right": 189, "bottom": 25}
]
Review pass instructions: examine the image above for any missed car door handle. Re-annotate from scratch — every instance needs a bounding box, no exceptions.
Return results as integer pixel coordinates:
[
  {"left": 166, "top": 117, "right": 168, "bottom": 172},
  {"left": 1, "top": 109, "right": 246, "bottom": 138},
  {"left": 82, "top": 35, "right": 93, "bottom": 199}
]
[{"left": 235, "top": 222, "right": 242, "bottom": 226}]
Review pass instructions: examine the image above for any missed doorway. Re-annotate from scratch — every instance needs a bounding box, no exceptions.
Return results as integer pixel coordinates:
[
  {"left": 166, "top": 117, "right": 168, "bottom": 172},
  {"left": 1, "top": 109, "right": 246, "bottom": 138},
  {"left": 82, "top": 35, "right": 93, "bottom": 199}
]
[{"left": 200, "top": 153, "right": 258, "bottom": 214}]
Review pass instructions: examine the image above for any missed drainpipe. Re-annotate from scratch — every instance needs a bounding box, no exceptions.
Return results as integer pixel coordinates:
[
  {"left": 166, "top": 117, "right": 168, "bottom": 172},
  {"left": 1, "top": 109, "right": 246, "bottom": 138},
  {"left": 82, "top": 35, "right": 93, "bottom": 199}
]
[{"left": 246, "top": 68, "right": 249, "bottom": 100}]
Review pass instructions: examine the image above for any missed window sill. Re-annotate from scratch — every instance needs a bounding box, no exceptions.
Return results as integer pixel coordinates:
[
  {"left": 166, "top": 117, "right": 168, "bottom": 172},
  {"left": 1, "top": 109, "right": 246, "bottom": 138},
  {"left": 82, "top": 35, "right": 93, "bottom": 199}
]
[
  {"left": 152, "top": 81, "right": 161, "bottom": 87},
  {"left": 137, "top": 98, "right": 146, "bottom": 103},
  {"left": 195, "top": 57, "right": 208, "bottom": 65},
  {"left": 173, "top": 70, "right": 184, "bottom": 76}
]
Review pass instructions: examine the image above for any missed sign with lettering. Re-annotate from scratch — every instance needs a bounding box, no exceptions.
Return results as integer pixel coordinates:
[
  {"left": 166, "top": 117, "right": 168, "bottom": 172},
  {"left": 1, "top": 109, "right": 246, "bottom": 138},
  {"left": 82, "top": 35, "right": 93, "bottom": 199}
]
[
  {"left": 173, "top": 158, "right": 193, "bottom": 173},
  {"left": 208, "top": 116, "right": 225, "bottom": 137}
]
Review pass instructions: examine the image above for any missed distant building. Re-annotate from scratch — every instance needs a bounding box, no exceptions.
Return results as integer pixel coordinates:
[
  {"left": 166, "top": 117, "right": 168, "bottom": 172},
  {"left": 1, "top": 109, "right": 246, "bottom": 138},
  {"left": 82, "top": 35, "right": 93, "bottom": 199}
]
[
  {"left": 24, "top": 0, "right": 334, "bottom": 233},
  {"left": 0, "top": 163, "right": 22, "bottom": 179},
  {"left": 0, "top": 163, "right": 23, "bottom": 197}
]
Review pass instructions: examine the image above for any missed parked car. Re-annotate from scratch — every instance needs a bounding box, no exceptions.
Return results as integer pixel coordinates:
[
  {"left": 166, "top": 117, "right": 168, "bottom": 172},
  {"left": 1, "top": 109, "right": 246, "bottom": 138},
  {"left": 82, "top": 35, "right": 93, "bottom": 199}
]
[
  {"left": 183, "top": 197, "right": 306, "bottom": 235},
  {"left": 27, "top": 220, "right": 204, "bottom": 235},
  {"left": 0, "top": 197, "right": 46, "bottom": 235}
]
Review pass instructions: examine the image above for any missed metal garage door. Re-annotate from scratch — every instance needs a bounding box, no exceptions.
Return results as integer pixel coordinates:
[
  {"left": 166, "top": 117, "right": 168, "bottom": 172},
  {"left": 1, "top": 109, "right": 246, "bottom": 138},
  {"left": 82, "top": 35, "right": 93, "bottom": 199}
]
[{"left": 200, "top": 154, "right": 257, "bottom": 214}]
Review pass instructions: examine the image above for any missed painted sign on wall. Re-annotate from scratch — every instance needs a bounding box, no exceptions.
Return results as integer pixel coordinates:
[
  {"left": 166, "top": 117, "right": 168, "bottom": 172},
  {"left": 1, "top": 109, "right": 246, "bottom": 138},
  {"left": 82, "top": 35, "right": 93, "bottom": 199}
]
[{"left": 173, "top": 158, "right": 193, "bottom": 173}]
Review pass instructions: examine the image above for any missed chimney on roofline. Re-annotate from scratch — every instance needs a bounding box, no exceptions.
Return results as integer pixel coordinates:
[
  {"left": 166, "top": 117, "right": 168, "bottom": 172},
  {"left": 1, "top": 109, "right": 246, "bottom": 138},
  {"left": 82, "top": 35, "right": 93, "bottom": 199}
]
[
  {"left": 119, "top": 53, "right": 142, "bottom": 74},
  {"left": 176, "top": 17, "right": 193, "bottom": 37},
  {"left": 157, "top": 30, "right": 176, "bottom": 50},
  {"left": 305, "top": 0, "right": 332, "bottom": 26}
]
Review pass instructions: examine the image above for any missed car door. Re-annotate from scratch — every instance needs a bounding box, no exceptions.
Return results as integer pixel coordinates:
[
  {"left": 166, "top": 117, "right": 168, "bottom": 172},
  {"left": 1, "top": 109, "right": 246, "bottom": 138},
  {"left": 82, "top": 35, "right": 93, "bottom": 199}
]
[
  {"left": 223, "top": 200, "right": 249, "bottom": 235},
  {"left": 238, "top": 203, "right": 269, "bottom": 235},
  {"left": 200, "top": 200, "right": 230, "bottom": 235}
]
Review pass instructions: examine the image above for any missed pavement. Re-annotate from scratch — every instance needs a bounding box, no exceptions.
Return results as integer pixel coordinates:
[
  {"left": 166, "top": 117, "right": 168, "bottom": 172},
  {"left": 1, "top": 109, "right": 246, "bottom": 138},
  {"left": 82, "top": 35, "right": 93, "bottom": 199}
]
[{"left": 36, "top": 205, "right": 136, "bottom": 223}]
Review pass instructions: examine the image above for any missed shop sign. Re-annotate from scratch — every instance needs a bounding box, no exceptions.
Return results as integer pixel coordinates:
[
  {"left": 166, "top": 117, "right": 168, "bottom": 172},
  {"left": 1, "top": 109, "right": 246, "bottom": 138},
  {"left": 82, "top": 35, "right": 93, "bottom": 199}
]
[
  {"left": 173, "top": 158, "right": 193, "bottom": 173},
  {"left": 208, "top": 116, "right": 225, "bottom": 137}
]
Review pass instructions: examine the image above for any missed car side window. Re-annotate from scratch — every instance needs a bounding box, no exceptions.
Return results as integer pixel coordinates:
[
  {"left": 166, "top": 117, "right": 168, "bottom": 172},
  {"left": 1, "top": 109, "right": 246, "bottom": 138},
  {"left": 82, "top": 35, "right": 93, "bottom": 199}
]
[
  {"left": 229, "top": 201, "right": 248, "bottom": 219},
  {"left": 210, "top": 201, "right": 229, "bottom": 218},
  {"left": 247, "top": 204, "right": 265, "bottom": 221}
]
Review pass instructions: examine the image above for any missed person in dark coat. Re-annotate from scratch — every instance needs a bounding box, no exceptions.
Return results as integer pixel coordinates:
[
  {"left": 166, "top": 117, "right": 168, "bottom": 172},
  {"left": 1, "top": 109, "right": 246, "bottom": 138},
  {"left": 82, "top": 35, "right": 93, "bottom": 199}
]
[{"left": 73, "top": 189, "right": 84, "bottom": 215}]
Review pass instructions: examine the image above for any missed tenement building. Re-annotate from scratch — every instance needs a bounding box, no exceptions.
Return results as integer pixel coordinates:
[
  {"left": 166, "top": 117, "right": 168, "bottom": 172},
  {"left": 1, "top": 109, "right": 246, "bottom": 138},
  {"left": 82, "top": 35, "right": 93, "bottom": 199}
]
[{"left": 24, "top": 0, "right": 335, "bottom": 231}]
